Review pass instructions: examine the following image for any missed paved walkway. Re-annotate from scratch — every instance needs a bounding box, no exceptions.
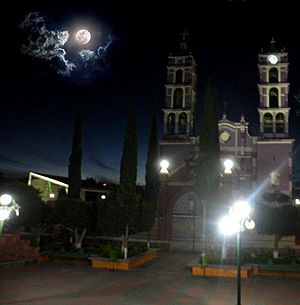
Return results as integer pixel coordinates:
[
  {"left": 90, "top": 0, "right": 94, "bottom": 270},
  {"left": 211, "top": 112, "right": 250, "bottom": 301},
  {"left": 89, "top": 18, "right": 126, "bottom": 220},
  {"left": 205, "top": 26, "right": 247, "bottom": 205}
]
[{"left": 0, "top": 251, "right": 300, "bottom": 305}]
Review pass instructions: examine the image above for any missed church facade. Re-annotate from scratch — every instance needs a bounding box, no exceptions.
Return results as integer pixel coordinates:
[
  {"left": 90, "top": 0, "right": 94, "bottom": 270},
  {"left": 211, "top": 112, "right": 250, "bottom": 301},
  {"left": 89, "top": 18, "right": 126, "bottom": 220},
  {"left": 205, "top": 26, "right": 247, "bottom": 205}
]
[{"left": 157, "top": 37, "right": 295, "bottom": 251}]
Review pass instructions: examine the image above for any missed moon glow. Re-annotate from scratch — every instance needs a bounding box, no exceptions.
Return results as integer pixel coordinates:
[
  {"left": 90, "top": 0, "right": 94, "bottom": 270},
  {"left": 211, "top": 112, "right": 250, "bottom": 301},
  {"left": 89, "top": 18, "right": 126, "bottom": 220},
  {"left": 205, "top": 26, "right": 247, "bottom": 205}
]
[{"left": 75, "top": 29, "right": 91, "bottom": 44}]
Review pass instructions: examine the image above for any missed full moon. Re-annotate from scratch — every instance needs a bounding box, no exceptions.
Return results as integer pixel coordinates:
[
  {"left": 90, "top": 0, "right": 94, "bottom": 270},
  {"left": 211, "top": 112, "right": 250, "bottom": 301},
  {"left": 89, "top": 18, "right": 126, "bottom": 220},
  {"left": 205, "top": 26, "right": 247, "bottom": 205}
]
[{"left": 75, "top": 29, "right": 91, "bottom": 44}]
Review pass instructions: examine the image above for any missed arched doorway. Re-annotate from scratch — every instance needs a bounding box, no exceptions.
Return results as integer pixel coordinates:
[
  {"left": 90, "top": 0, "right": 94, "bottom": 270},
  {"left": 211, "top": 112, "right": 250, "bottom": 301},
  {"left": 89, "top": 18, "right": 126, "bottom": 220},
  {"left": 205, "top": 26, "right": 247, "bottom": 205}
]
[{"left": 172, "top": 192, "right": 201, "bottom": 251}]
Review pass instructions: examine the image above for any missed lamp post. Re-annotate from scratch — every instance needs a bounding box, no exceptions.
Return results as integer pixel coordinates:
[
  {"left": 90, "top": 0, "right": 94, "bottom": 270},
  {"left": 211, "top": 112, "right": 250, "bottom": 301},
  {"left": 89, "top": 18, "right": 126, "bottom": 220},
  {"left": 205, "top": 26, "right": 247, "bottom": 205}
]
[
  {"left": 0, "top": 194, "right": 20, "bottom": 235},
  {"left": 219, "top": 200, "right": 255, "bottom": 305},
  {"left": 158, "top": 160, "right": 170, "bottom": 244}
]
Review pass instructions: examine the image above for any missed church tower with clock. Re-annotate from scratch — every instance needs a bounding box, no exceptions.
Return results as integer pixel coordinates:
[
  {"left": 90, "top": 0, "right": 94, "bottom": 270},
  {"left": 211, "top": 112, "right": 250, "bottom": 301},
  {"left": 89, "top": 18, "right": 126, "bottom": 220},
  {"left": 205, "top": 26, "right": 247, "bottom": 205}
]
[{"left": 256, "top": 38, "right": 294, "bottom": 196}]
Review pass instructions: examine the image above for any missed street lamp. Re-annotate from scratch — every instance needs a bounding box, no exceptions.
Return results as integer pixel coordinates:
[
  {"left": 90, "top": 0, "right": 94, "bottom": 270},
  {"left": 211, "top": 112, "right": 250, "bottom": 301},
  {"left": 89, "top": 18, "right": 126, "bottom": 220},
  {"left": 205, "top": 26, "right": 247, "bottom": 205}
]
[
  {"left": 0, "top": 194, "right": 20, "bottom": 235},
  {"left": 218, "top": 200, "right": 255, "bottom": 305},
  {"left": 160, "top": 159, "right": 170, "bottom": 175}
]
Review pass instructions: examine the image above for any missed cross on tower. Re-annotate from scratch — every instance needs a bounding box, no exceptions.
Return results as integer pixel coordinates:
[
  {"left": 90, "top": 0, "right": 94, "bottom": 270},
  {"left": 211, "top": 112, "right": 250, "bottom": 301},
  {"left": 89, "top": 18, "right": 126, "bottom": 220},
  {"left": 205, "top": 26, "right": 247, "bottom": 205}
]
[
  {"left": 180, "top": 30, "right": 189, "bottom": 41},
  {"left": 222, "top": 100, "right": 228, "bottom": 119}
]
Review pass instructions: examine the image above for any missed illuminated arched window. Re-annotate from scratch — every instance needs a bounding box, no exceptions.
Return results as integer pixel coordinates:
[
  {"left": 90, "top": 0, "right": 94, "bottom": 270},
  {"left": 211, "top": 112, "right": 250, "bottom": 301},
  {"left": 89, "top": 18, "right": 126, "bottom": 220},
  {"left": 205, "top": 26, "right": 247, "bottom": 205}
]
[
  {"left": 167, "top": 113, "right": 175, "bottom": 135},
  {"left": 263, "top": 113, "right": 273, "bottom": 133},
  {"left": 270, "top": 171, "right": 280, "bottom": 186},
  {"left": 173, "top": 88, "right": 183, "bottom": 108},
  {"left": 175, "top": 70, "right": 183, "bottom": 84},
  {"left": 269, "top": 88, "right": 279, "bottom": 107},
  {"left": 276, "top": 113, "right": 285, "bottom": 133},
  {"left": 269, "top": 68, "right": 278, "bottom": 83},
  {"left": 178, "top": 113, "right": 187, "bottom": 135}
]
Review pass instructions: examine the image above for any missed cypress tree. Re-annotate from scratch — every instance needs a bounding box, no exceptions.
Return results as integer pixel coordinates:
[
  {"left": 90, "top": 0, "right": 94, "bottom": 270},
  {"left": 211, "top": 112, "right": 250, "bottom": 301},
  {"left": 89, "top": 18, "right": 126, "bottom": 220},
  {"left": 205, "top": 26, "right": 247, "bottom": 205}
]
[
  {"left": 68, "top": 108, "right": 83, "bottom": 199},
  {"left": 118, "top": 97, "right": 138, "bottom": 258},
  {"left": 195, "top": 79, "right": 220, "bottom": 208},
  {"left": 195, "top": 80, "right": 220, "bottom": 263},
  {"left": 143, "top": 103, "right": 160, "bottom": 232},
  {"left": 120, "top": 98, "right": 138, "bottom": 195}
]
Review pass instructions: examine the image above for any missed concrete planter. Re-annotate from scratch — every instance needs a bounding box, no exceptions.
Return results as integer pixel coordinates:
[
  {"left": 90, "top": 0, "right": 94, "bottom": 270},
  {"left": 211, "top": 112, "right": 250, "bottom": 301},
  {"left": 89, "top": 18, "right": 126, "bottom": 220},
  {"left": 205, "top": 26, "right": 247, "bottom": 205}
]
[
  {"left": 192, "top": 264, "right": 253, "bottom": 278},
  {"left": 89, "top": 249, "right": 158, "bottom": 270}
]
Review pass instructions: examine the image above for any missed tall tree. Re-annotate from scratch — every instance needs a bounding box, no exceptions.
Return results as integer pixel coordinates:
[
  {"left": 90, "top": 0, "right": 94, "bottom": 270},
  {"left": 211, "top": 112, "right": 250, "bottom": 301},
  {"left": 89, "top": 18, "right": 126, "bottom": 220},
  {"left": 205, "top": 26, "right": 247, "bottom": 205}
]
[
  {"left": 195, "top": 79, "right": 220, "bottom": 263},
  {"left": 195, "top": 79, "right": 220, "bottom": 211},
  {"left": 119, "top": 98, "right": 137, "bottom": 195},
  {"left": 118, "top": 97, "right": 138, "bottom": 258},
  {"left": 68, "top": 108, "right": 83, "bottom": 199},
  {"left": 143, "top": 103, "right": 160, "bottom": 245}
]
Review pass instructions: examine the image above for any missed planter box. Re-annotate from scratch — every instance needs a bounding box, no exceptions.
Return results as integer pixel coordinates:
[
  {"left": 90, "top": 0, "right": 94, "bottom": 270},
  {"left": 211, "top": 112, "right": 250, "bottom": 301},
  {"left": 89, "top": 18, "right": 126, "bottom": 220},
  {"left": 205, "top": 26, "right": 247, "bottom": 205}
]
[
  {"left": 192, "top": 264, "right": 253, "bottom": 278},
  {"left": 89, "top": 249, "right": 158, "bottom": 270},
  {"left": 49, "top": 255, "right": 90, "bottom": 265}
]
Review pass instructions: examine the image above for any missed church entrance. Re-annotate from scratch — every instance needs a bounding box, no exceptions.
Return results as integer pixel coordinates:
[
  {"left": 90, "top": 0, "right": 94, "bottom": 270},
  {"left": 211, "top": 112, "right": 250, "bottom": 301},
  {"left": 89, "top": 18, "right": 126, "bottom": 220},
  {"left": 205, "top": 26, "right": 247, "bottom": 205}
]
[{"left": 171, "top": 192, "right": 202, "bottom": 251}]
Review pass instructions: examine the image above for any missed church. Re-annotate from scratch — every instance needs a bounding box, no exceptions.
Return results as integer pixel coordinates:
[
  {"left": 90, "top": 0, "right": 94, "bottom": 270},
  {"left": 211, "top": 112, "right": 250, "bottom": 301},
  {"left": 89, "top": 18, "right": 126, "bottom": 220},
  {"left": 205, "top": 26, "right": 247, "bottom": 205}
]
[{"left": 157, "top": 34, "right": 295, "bottom": 251}]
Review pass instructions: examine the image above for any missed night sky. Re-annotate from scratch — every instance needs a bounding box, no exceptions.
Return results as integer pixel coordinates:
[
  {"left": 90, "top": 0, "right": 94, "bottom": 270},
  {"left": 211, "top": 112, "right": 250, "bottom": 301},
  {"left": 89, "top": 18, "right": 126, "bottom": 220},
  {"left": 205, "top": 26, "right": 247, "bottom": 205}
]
[{"left": 1, "top": 1, "right": 300, "bottom": 184}]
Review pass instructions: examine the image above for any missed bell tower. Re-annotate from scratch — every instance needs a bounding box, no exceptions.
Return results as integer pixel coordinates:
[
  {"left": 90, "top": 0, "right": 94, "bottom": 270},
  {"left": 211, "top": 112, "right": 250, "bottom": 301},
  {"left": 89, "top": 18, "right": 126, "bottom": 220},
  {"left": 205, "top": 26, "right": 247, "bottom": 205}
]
[
  {"left": 257, "top": 38, "right": 290, "bottom": 138},
  {"left": 256, "top": 38, "right": 294, "bottom": 197},
  {"left": 163, "top": 31, "right": 197, "bottom": 140}
]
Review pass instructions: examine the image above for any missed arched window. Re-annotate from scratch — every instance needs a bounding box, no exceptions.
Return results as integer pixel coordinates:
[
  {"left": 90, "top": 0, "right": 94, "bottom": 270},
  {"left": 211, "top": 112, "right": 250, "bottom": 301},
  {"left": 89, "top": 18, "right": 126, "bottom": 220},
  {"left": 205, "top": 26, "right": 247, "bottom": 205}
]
[
  {"left": 270, "top": 171, "right": 280, "bottom": 186},
  {"left": 269, "top": 68, "right": 278, "bottom": 83},
  {"left": 173, "top": 88, "right": 183, "bottom": 108},
  {"left": 269, "top": 88, "right": 279, "bottom": 107},
  {"left": 263, "top": 113, "right": 273, "bottom": 133},
  {"left": 167, "top": 113, "right": 175, "bottom": 135},
  {"left": 276, "top": 113, "right": 285, "bottom": 133},
  {"left": 178, "top": 113, "right": 187, "bottom": 135},
  {"left": 175, "top": 70, "right": 183, "bottom": 84}
]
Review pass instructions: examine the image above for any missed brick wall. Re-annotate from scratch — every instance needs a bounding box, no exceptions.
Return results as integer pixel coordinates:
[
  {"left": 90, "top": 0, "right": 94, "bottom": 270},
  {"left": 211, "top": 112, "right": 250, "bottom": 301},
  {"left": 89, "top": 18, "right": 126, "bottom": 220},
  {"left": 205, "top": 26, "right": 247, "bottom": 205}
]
[{"left": 0, "top": 234, "right": 39, "bottom": 261}]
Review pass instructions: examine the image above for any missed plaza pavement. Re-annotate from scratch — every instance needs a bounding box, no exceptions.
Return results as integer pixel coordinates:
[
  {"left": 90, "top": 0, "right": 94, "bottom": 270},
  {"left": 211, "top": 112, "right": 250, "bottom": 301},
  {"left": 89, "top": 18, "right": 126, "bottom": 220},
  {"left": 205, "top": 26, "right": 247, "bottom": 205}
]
[{"left": 0, "top": 251, "right": 300, "bottom": 305}]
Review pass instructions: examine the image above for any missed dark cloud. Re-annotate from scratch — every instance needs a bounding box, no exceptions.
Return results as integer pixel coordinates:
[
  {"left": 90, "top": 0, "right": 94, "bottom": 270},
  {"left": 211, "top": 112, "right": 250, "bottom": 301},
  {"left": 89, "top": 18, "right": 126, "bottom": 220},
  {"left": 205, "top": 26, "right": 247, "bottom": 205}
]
[
  {"left": 89, "top": 157, "right": 116, "bottom": 172},
  {"left": 0, "top": 153, "right": 31, "bottom": 167}
]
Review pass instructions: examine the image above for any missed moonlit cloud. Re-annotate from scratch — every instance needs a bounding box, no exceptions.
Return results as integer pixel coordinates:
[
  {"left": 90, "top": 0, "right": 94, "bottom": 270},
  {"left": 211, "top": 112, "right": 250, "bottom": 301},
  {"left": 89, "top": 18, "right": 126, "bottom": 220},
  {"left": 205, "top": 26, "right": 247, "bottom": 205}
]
[
  {"left": 20, "top": 12, "right": 75, "bottom": 76},
  {"left": 20, "top": 12, "right": 117, "bottom": 78},
  {"left": 79, "top": 49, "right": 95, "bottom": 61}
]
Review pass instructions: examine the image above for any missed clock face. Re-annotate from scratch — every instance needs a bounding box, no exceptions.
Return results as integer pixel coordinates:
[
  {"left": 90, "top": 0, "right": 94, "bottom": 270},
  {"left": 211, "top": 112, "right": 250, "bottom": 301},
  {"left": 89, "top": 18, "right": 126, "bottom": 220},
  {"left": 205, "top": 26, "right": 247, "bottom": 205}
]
[
  {"left": 267, "top": 54, "right": 278, "bottom": 65},
  {"left": 219, "top": 131, "right": 231, "bottom": 143}
]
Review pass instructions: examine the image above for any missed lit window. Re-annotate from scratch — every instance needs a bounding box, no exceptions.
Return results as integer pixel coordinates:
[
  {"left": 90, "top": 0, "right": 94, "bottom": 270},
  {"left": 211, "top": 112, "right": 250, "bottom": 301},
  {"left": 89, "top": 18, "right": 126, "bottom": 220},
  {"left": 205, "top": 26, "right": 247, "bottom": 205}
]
[{"left": 270, "top": 171, "right": 280, "bottom": 186}]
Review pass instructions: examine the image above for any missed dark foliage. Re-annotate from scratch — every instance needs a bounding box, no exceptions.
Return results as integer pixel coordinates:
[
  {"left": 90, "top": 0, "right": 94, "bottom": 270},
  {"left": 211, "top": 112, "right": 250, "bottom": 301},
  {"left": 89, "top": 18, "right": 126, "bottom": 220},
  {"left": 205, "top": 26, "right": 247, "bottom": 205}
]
[
  {"left": 68, "top": 108, "right": 83, "bottom": 199},
  {"left": 195, "top": 80, "right": 220, "bottom": 214},
  {"left": 142, "top": 103, "right": 160, "bottom": 232},
  {"left": 254, "top": 203, "right": 300, "bottom": 237}
]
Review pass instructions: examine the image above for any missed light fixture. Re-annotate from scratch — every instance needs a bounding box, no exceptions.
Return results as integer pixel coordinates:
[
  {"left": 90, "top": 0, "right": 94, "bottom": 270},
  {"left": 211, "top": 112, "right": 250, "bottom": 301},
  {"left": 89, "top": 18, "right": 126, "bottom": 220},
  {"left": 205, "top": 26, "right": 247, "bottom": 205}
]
[
  {"left": 295, "top": 199, "right": 300, "bottom": 205},
  {"left": 224, "top": 159, "right": 234, "bottom": 174},
  {"left": 231, "top": 200, "right": 251, "bottom": 221},
  {"left": 0, "top": 194, "right": 13, "bottom": 206},
  {"left": 101, "top": 194, "right": 106, "bottom": 200},
  {"left": 160, "top": 159, "right": 170, "bottom": 174}
]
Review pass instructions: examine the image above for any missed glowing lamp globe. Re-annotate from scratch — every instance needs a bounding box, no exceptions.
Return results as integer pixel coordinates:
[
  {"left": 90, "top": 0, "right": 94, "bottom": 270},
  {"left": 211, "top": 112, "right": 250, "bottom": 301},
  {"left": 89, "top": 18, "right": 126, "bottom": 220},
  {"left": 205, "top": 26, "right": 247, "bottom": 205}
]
[
  {"left": 232, "top": 200, "right": 251, "bottom": 221},
  {"left": 224, "top": 159, "right": 234, "bottom": 174},
  {"left": 160, "top": 160, "right": 170, "bottom": 174},
  {"left": 0, "top": 194, "right": 12, "bottom": 206},
  {"left": 295, "top": 199, "right": 300, "bottom": 205},
  {"left": 219, "top": 215, "right": 239, "bottom": 235},
  {"left": 244, "top": 219, "right": 255, "bottom": 230},
  {"left": 101, "top": 195, "right": 106, "bottom": 200},
  {"left": 0, "top": 207, "right": 11, "bottom": 221}
]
